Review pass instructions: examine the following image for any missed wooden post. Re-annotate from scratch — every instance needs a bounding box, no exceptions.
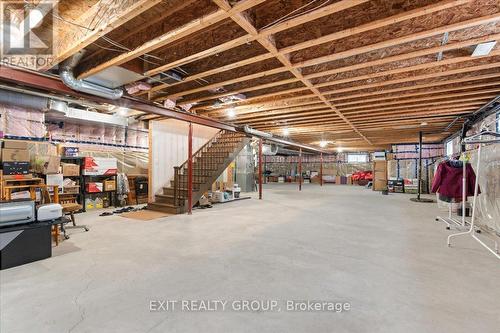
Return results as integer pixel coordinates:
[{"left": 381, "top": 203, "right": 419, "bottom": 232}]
[
  {"left": 320, "top": 152, "right": 323, "bottom": 186},
  {"left": 53, "top": 185, "right": 59, "bottom": 203},
  {"left": 299, "top": 148, "right": 302, "bottom": 191},
  {"left": 258, "top": 139, "right": 263, "bottom": 200},
  {"left": 188, "top": 122, "right": 193, "bottom": 214}
]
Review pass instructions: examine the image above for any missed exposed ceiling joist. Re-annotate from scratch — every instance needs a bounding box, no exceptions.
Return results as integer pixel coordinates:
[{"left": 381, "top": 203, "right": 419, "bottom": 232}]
[
  {"left": 280, "top": 0, "right": 471, "bottom": 54},
  {"left": 293, "top": 14, "right": 500, "bottom": 68},
  {"left": 47, "top": 0, "right": 162, "bottom": 70}
]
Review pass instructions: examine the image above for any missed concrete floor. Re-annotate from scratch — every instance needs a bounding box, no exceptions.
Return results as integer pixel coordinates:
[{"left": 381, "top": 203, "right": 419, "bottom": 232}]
[{"left": 1, "top": 184, "right": 500, "bottom": 333}]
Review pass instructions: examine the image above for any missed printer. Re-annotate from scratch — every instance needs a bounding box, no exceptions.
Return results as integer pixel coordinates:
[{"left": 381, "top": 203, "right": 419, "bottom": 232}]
[
  {"left": 0, "top": 200, "right": 63, "bottom": 227},
  {"left": 0, "top": 200, "right": 36, "bottom": 227}
]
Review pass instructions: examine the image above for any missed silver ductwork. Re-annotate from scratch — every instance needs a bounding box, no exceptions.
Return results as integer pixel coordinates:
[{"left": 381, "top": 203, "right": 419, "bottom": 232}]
[
  {"left": 46, "top": 107, "right": 128, "bottom": 127},
  {"left": 0, "top": 88, "right": 127, "bottom": 127},
  {"left": 262, "top": 143, "right": 279, "bottom": 156},
  {"left": 0, "top": 89, "right": 50, "bottom": 110},
  {"left": 60, "top": 51, "right": 123, "bottom": 100},
  {"left": 244, "top": 125, "right": 273, "bottom": 138}
]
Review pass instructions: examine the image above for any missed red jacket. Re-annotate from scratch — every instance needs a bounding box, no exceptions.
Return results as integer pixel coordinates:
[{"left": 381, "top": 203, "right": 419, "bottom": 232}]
[{"left": 431, "top": 161, "right": 479, "bottom": 199}]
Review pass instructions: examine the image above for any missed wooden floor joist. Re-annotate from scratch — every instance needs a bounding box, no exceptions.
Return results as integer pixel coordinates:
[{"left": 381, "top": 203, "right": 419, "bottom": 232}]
[
  {"left": 215, "top": 86, "right": 500, "bottom": 121},
  {"left": 293, "top": 14, "right": 500, "bottom": 68},
  {"left": 22, "top": 0, "right": 500, "bottom": 149},
  {"left": 213, "top": 2, "right": 374, "bottom": 145}
]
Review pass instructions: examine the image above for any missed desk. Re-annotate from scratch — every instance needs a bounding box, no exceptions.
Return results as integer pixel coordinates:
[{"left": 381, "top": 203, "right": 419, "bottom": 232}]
[{"left": 0, "top": 222, "right": 52, "bottom": 270}]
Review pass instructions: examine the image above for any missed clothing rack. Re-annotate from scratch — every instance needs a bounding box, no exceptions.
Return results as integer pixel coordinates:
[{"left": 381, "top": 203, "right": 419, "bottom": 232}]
[
  {"left": 447, "top": 124, "right": 500, "bottom": 260},
  {"left": 434, "top": 156, "right": 469, "bottom": 230}
]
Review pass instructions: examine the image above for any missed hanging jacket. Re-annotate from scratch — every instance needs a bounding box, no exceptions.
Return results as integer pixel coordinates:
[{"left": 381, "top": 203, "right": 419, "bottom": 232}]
[{"left": 431, "top": 160, "right": 480, "bottom": 199}]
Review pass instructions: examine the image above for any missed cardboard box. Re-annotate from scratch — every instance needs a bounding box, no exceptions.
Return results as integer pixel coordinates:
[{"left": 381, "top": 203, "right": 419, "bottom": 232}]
[
  {"left": 10, "top": 190, "right": 31, "bottom": 200},
  {"left": 103, "top": 179, "right": 116, "bottom": 191},
  {"left": 33, "top": 155, "right": 61, "bottom": 174},
  {"left": 63, "top": 186, "right": 80, "bottom": 194},
  {"left": 82, "top": 157, "right": 117, "bottom": 176},
  {"left": 2, "top": 161, "right": 30, "bottom": 175},
  {"left": 373, "top": 179, "right": 387, "bottom": 191},
  {"left": 1, "top": 148, "right": 30, "bottom": 162},
  {"left": 46, "top": 174, "right": 64, "bottom": 192},
  {"left": 3, "top": 141, "right": 29, "bottom": 150},
  {"left": 86, "top": 182, "right": 103, "bottom": 193},
  {"left": 61, "top": 163, "right": 80, "bottom": 176}
]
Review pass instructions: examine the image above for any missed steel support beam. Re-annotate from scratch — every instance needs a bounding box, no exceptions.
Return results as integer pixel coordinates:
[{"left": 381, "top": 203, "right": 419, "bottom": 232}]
[
  {"left": 0, "top": 66, "right": 237, "bottom": 131},
  {"left": 188, "top": 122, "right": 193, "bottom": 214},
  {"left": 417, "top": 131, "right": 423, "bottom": 201},
  {"left": 299, "top": 148, "right": 302, "bottom": 191},
  {"left": 320, "top": 152, "right": 323, "bottom": 187},
  {"left": 258, "top": 139, "right": 263, "bottom": 200}
]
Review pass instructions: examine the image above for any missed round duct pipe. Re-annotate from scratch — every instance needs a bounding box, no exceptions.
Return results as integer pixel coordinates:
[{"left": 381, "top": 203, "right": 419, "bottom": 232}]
[
  {"left": 0, "top": 89, "right": 49, "bottom": 110},
  {"left": 262, "top": 143, "right": 278, "bottom": 156},
  {"left": 60, "top": 51, "right": 123, "bottom": 100}
]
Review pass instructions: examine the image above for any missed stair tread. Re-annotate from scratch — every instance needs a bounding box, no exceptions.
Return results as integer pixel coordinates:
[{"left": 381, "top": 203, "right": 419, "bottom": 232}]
[
  {"left": 149, "top": 202, "right": 178, "bottom": 208},
  {"left": 163, "top": 187, "right": 198, "bottom": 191}
]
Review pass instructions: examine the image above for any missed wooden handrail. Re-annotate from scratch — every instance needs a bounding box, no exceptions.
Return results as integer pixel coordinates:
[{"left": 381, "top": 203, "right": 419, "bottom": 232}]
[
  {"left": 177, "top": 130, "right": 224, "bottom": 171},
  {"left": 172, "top": 130, "right": 245, "bottom": 208}
]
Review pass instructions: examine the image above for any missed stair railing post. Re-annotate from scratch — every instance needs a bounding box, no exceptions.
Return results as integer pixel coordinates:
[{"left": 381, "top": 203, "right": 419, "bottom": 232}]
[
  {"left": 299, "top": 148, "right": 302, "bottom": 191},
  {"left": 174, "top": 167, "right": 179, "bottom": 207},
  {"left": 258, "top": 138, "right": 263, "bottom": 200},
  {"left": 188, "top": 122, "right": 193, "bottom": 215},
  {"left": 320, "top": 152, "right": 323, "bottom": 187}
]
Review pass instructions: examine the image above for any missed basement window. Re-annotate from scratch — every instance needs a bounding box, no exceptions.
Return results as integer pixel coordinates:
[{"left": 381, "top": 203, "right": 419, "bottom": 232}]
[{"left": 347, "top": 153, "right": 368, "bottom": 163}]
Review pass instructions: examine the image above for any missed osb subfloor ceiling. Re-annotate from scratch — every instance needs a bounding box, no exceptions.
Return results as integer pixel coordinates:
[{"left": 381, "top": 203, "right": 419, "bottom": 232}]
[{"left": 45, "top": 0, "right": 500, "bottom": 150}]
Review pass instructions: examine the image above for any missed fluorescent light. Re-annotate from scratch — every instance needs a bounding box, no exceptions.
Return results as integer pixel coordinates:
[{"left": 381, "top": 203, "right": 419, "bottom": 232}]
[
  {"left": 29, "top": 9, "right": 44, "bottom": 29},
  {"left": 319, "top": 140, "right": 328, "bottom": 148},
  {"left": 472, "top": 41, "right": 497, "bottom": 57},
  {"left": 283, "top": 128, "right": 289, "bottom": 136},
  {"left": 227, "top": 108, "right": 236, "bottom": 118}
]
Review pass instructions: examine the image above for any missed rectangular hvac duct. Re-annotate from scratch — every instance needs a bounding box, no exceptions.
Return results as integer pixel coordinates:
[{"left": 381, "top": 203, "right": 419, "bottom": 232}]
[{"left": 46, "top": 107, "right": 128, "bottom": 127}]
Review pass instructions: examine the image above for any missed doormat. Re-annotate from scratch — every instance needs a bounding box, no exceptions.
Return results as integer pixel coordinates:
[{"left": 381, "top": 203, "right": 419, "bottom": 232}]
[{"left": 120, "top": 210, "right": 171, "bottom": 221}]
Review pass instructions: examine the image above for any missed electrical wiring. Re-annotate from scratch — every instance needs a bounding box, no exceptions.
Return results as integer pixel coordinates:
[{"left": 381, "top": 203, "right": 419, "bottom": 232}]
[
  {"left": 260, "top": 0, "right": 321, "bottom": 29},
  {"left": 261, "top": 0, "right": 332, "bottom": 30},
  {"left": 272, "top": 0, "right": 333, "bottom": 28},
  {"left": 51, "top": 3, "right": 214, "bottom": 91}
]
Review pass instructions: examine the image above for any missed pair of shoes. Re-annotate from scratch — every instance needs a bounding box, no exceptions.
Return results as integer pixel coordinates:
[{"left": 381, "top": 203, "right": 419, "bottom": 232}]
[
  {"left": 113, "top": 206, "right": 137, "bottom": 214},
  {"left": 99, "top": 212, "right": 113, "bottom": 216}
]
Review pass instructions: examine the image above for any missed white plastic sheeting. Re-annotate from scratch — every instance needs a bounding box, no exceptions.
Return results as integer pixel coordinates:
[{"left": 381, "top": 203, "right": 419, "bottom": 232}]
[
  {"left": 469, "top": 142, "right": 500, "bottom": 234},
  {"left": 0, "top": 104, "right": 46, "bottom": 137}
]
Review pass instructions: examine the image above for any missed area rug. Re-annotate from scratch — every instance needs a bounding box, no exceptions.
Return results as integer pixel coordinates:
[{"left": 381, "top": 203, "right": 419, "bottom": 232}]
[{"left": 120, "top": 210, "right": 171, "bottom": 221}]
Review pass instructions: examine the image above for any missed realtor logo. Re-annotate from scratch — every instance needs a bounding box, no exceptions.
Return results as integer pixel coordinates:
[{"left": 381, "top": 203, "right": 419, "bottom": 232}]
[{"left": 1, "top": 0, "right": 55, "bottom": 68}]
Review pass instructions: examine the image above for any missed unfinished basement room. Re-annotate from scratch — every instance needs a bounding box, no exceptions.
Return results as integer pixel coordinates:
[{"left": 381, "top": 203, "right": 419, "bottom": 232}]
[{"left": 0, "top": 0, "right": 499, "bottom": 332}]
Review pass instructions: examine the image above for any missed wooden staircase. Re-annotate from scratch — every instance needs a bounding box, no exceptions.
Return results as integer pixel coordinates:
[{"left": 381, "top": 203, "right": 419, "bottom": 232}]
[{"left": 148, "top": 130, "right": 250, "bottom": 214}]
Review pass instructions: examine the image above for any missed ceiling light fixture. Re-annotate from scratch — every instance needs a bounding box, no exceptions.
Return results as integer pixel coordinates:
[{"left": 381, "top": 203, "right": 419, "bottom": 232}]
[
  {"left": 337, "top": 147, "right": 344, "bottom": 153},
  {"left": 116, "top": 107, "right": 128, "bottom": 116},
  {"left": 420, "top": 121, "right": 428, "bottom": 126},
  {"left": 227, "top": 108, "right": 236, "bottom": 118},
  {"left": 472, "top": 41, "right": 497, "bottom": 57},
  {"left": 283, "top": 128, "right": 289, "bottom": 136},
  {"left": 319, "top": 140, "right": 328, "bottom": 148}
]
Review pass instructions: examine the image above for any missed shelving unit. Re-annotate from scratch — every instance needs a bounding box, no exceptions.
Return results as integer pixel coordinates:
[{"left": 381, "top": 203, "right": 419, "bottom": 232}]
[{"left": 60, "top": 157, "right": 117, "bottom": 212}]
